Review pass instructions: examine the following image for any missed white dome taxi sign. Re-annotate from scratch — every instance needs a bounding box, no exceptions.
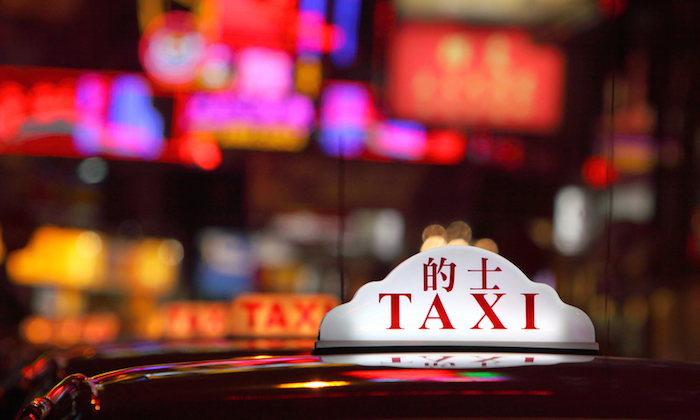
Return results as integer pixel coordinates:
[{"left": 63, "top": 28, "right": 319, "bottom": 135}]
[{"left": 315, "top": 246, "right": 598, "bottom": 354}]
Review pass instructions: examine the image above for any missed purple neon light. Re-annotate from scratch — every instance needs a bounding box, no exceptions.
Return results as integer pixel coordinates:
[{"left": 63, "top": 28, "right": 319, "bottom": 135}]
[
  {"left": 183, "top": 91, "right": 315, "bottom": 134},
  {"left": 73, "top": 73, "right": 165, "bottom": 160},
  {"left": 320, "top": 82, "right": 371, "bottom": 128},
  {"left": 318, "top": 82, "right": 371, "bottom": 157},
  {"left": 371, "top": 119, "right": 426, "bottom": 161},
  {"left": 297, "top": 0, "right": 327, "bottom": 56},
  {"left": 237, "top": 47, "right": 294, "bottom": 100}
]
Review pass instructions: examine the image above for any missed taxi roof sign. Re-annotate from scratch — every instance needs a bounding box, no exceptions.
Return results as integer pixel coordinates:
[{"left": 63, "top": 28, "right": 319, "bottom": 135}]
[{"left": 315, "top": 245, "right": 598, "bottom": 355}]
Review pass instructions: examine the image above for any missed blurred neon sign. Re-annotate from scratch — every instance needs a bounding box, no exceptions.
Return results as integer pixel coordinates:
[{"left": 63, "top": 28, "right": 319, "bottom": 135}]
[
  {"left": 297, "top": 0, "right": 329, "bottom": 57},
  {"left": 181, "top": 91, "right": 314, "bottom": 151},
  {"left": 20, "top": 314, "right": 120, "bottom": 347},
  {"left": 0, "top": 67, "right": 183, "bottom": 163},
  {"left": 179, "top": 47, "right": 315, "bottom": 152},
  {"left": 163, "top": 302, "right": 231, "bottom": 340},
  {"left": 388, "top": 25, "right": 565, "bottom": 132},
  {"left": 139, "top": 11, "right": 206, "bottom": 89},
  {"left": 238, "top": 48, "right": 295, "bottom": 99},
  {"left": 7, "top": 225, "right": 182, "bottom": 296},
  {"left": 330, "top": 0, "right": 362, "bottom": 68},
  {"left": 231, "top": 293, "right": 339, "bottom": 338},
  {"left": 154, "top": 294, "right": 339, "bottom": 340},
  {"left": 319, "top": 81, "right": 372, "bottom": 158},
  {"left": 74, "top": 73, "right": 165, "bottom": 159},
  {"left": 201, "top": 0, "right": 299, "bottom": 52},
  {"left": 319, "top": 81, "right": 467, "bottom": 164},
  {"left": 0, "top": 78, "right": 75, "bottom": 141},
  {"left": 371, "top": 119, "right": 427, "bottom": 161}
]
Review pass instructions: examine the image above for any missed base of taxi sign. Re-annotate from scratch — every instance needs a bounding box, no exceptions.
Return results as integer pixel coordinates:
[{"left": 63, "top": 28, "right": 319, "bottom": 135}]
[
  {"left": 313, "top": 341, "right": 601, "bottom": 356},
  {"left": 313, "top": 245, "right": 600, "bottom": 355}
]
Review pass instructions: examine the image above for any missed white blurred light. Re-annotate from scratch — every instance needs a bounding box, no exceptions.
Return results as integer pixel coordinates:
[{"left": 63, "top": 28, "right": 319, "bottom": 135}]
[
  {"left": 611, "top": 181, "right": 655, "bottom": 224},
  {"left": 158, "top": 239, "right": 184, "bottom": 266},
  {"left": 77, "top": 158, "right": 108, "bottom": 184},
  {"left": 199, "top": 230, "right": 250, "bottom": 276},
  {"left": 253, "top": 234, "right": 297, "bottom": 268},
  {"left": 553, "top": 185, "right": 591, "bottom": 256},
  {"left": 371, "top": 209, "right": 405, "bottom": 261}
]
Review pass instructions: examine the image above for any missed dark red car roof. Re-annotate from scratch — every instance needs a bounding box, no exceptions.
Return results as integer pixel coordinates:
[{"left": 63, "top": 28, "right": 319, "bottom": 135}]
[{"left": 22, "top": 353, "right": 700, "bottom": 419}]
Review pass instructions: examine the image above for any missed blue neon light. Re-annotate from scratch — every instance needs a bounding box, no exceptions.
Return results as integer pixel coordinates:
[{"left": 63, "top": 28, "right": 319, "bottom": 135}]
[
  {"left": 319, "top": 82, "right": 370, "bottom": 158},
  {"left": 73, "top": 74, "right": 165, "bottom": 160},
  {"left": 331, "top": 0, "right": 362, "bottom": 68},
  {"left": 108, "top": 75, "right": 165, "bottom": 159}
]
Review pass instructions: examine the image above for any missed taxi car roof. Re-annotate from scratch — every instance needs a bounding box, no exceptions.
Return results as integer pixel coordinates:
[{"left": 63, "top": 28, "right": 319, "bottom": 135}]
[
  {"left": 22, "top": 353, "right": 700, "bottom": 419},
  {"left": 11, "top": 339, "right": 313, "bottom": 419}
]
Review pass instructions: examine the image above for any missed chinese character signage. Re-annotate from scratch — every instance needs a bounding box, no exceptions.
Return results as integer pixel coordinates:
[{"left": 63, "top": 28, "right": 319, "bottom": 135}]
[
  {"left": 315, "top": 245, "right": 596, "bottom": 351},
  {"left": 387, "top": 25, "right": 565, "bottom": 133}
]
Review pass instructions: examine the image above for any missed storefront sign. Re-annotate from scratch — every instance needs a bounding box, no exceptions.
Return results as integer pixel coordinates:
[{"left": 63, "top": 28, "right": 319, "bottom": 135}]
[{"left": 388, "top": 25, "right": 565, "bottom": 133}]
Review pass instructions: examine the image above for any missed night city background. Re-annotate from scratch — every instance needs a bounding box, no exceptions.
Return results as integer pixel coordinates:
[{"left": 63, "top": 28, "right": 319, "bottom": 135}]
[{"left": 0, "top": 0, "right": 699, "bottom": 384}]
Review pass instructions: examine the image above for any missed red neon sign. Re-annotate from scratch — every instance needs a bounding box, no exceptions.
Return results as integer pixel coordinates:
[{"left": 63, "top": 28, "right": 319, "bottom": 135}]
[
  {"left": 203, "top": 0, "right": 299, "bottom": 51},
  {"left": 0, "top": 67, "right": 218, "bottom": 167},
  {"left": 387, "top": 25, "right": 565, "bottom": 133}
]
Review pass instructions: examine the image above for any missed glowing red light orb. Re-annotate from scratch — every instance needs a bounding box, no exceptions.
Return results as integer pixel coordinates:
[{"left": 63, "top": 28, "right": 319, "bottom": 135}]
[
  {"left": 582, "top": 156, "right": 618, "bottom": 189},
  {"left": 179, "top": 133, "right": 222, "bottom": 170},
  {"left": 425, "top": 130, "right": 467, "bottom": 165}
]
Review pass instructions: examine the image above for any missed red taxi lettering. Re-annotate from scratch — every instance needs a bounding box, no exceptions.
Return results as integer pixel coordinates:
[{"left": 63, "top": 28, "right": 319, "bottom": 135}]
[
  {"left": 470, "top": 293, "right": 506, "bottom": 329},
  {"left": 420, "top": 355, "right": 455, "bottom": 367},
  {"left": 294, "top": 301, "right": 317, "bottom": 329},
  {"left": 242, "top": 302, "right": 262, "bottom": 328},
  {"left": 379, "top": 293, "right": 412, "bottom": 329},
  {"left": 474, "top": 356, "right": 501, "bottom": 367},
  {"left": 522, "top": 293, "right": 538, "bottom": 330},
  {"left": 419, "top": 294, "right": 455, "bottom": 329},
  {"left": 231, "top": 293, "right": 339, "bottom": 337},
  {"left": 376, "top": 293, "right": 540, "bottom": 330},
  {"left": 266, "top": 303, "right": 287, "bottom": 328}
]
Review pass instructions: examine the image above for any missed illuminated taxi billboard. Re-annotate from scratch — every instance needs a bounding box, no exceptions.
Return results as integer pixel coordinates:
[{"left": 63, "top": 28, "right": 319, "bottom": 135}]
[{"left": 387, "top": 25, "right": 566, "bottom": 133}]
